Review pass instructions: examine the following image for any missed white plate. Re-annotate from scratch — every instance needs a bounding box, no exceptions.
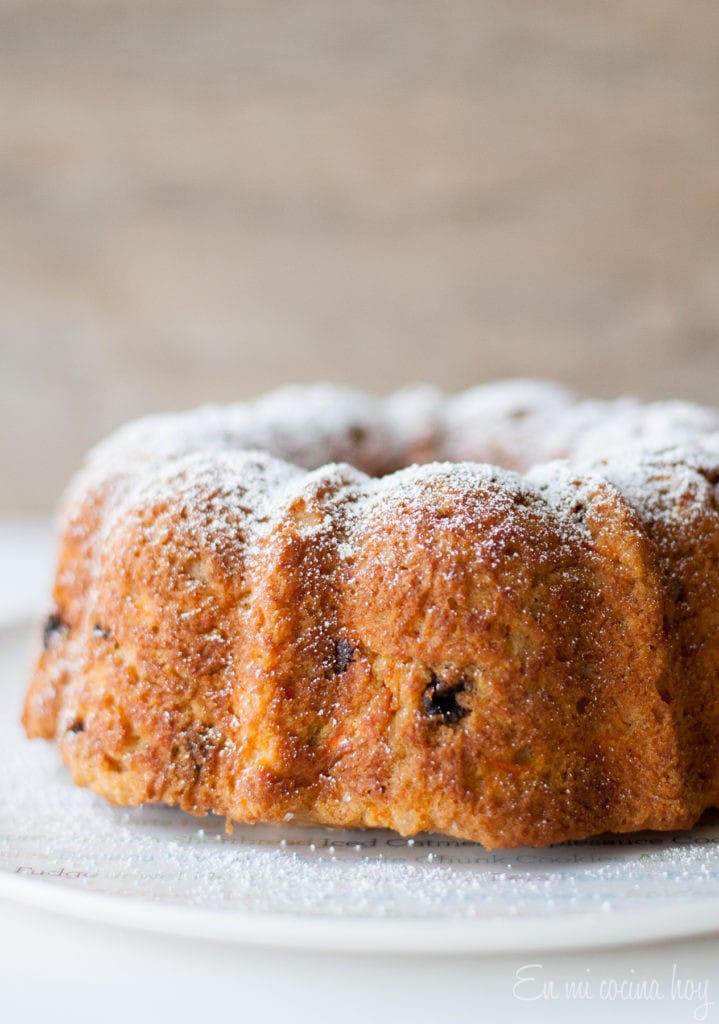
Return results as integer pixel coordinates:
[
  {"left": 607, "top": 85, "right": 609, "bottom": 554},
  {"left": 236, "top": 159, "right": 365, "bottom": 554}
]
[{"left": 4, "top": 621, "right": 719, "bottom": 954}]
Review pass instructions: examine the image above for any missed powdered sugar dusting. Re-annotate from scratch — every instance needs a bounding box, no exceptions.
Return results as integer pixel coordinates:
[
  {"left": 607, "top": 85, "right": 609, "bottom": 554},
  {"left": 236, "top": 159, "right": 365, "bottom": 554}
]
[
  {"left": 72, "top": 380, "right": 719, "bottom": 501},
  {"left": 51, "top": 379, "right": 719, "bottom": 691}
]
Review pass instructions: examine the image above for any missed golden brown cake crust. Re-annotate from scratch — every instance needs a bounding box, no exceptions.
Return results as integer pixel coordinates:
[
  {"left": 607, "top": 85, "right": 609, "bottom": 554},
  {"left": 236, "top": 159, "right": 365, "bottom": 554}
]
[{"left": 22, "top": 382, "right": 719, "bottom": 848}]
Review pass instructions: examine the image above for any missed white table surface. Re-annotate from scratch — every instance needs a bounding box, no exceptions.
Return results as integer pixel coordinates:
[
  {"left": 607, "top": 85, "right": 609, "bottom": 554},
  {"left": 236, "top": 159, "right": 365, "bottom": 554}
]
[{"left": 2, "top": 521, "right": 718, "bottom": 1024}]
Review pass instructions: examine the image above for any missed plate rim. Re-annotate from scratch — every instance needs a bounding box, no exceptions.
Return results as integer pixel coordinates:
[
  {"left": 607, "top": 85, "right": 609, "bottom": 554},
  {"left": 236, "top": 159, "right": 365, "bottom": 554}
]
[{"left": 1, "top": 869, "right": 718, "bottom": 954}]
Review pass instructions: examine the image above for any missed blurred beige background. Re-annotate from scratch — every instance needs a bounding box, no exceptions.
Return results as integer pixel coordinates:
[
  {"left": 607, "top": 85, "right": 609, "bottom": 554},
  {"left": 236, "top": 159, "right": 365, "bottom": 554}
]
[{"left": 2, "top": 1, "right": 719, "bottom": 514}]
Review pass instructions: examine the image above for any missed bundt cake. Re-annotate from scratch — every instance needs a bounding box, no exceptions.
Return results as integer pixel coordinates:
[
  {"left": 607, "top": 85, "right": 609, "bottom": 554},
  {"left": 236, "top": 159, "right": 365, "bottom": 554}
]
[{"left": 22, "top": 380, "right": 719, "bottom": 849}]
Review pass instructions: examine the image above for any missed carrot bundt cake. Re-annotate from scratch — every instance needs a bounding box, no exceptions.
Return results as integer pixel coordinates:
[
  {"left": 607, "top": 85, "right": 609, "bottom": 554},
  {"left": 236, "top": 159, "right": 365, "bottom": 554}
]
[{"left": 22, "top": 381, "right": 719, "bottom": 849}]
